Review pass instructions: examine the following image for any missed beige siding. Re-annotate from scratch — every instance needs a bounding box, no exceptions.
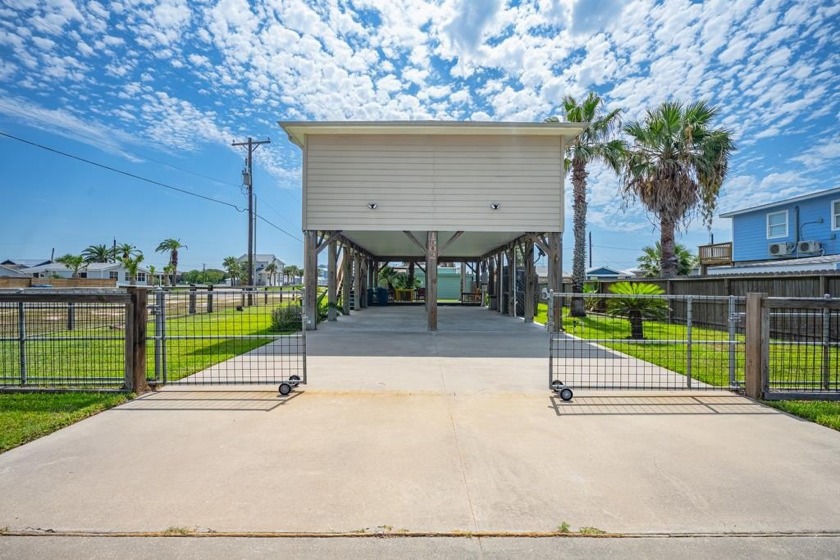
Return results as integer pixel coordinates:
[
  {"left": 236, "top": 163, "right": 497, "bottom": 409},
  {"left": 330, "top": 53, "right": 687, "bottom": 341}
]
[{"left": 304, "top": 134, "right": 564, "bottom": 231}]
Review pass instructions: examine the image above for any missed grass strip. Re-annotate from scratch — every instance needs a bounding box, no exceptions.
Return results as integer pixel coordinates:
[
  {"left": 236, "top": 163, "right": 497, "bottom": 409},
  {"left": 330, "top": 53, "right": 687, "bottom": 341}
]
[
  {"left": 763, "top": 400, "right": 840, "bottom": 431},
  {"left": 0, "top": 392, "right": 130, "bottom": 453}
]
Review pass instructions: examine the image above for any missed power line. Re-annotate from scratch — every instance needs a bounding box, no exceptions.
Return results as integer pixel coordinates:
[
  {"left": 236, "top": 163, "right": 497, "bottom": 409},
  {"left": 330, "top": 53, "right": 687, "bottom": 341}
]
[
  {"left": 0, "top": 130, "right": 303, "bottom": 243},
  {"left": 0, "top": 105, "right": 242, "bottom": 190}
]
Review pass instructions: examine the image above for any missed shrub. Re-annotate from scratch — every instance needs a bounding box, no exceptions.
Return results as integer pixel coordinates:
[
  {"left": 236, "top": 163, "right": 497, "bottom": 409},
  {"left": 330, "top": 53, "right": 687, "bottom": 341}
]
[
  {"left": 606, "top": 282, "right": 669, "bottom": 339},
  {"left": 271, "top": 304, "right": 303, "bottom": 332}
]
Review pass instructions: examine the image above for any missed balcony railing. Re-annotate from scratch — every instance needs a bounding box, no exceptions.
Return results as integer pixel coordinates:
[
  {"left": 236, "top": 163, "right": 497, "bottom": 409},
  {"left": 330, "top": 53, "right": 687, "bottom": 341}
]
[{"left": 699, "top": 242, "right": 733, "bottom": 266}]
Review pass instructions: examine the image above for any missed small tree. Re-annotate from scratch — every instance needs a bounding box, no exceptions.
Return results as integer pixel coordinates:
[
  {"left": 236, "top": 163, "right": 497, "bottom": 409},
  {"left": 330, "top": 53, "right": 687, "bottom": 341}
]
[
  {"left": 122, "top": 253, "right": 145, "bottom": 285},
  {"left": 264, "top": 261, "right": 278, "bottom": 287},
  {"left": 637, "top": 242, "right": 697, "bottom": 277},
  {"left": 56, "top": 254, "right": 86, "bottom": 278},
  {"left": 606, "top": 282, "right": 669, "bottom": 340},
  {"left": 223, "top": 257, "right": 242, "bottom": 286},
  {"left": 148, "top": 265, "right": 157, "bottom": 286},
  {"left": 163, "top": 264, "right": 174, "bottom": 286}
]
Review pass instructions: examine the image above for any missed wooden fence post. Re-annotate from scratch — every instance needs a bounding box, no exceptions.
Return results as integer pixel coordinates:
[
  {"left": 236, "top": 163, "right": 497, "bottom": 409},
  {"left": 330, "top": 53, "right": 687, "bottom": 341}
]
[
  {"left": 745, "top": 292, "right": 768, "bottom": 399},
  {"left": 125, "top": 287, "right": 149, "bottom": 394}
]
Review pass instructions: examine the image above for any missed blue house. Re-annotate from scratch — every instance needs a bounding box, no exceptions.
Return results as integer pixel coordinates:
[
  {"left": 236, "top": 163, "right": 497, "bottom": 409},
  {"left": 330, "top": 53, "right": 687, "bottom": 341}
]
[{"left": 719, "top": 187, "right": 840, "bottom": 264}]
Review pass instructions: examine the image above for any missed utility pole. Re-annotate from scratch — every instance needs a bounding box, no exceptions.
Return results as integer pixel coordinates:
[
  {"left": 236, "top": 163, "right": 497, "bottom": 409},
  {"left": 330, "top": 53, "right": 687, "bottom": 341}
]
[{"left": 232, "top": 137, "right": 270, "bottom": 298}]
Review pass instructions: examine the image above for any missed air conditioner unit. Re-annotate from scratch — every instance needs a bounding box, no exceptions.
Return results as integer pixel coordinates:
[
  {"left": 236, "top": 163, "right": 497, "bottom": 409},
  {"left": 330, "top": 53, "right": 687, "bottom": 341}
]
[
  {"left": 768, "top": 242, "right": 791, "bottom": 257},
  {"left": 797, "top": 240, "right": 822, "bottom": 255}
]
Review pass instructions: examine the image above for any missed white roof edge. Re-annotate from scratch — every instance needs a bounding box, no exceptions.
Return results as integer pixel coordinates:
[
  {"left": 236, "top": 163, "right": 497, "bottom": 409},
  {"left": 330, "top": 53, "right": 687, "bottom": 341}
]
[
  {"left": 720, "top": 186, "right": 840, "bottom": 218},
  {"left": 278, "top": 120, "right": 586, "bottom": 147}
]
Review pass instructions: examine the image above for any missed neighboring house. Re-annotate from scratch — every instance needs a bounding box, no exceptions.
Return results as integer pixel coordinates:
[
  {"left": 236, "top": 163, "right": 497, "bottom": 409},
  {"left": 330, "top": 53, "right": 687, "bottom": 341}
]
[
  {"left": 585, "top": 266, "right": 634, "bottom": 280},
  {"left": 237, "top": 254, "right": 285, "bottom": 286},
  {"left": 22, "top": 261, "right": 151, "bottom": 284},
  {"left": 83, "top": 263, "right": 151, "bottom": 285},
  {"left": 0, "top": 264, "right": 28, "bottom": 277},
  {"left": 710, "top": 187, "right": 840, "bottom": 274},
  {"left": 1, "top": 258, "right": 52, "bottom": 270}
]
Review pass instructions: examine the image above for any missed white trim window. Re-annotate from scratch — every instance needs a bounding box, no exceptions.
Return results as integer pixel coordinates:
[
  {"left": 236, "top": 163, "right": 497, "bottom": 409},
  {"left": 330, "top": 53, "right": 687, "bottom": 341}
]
[
  {"left": 766, "top": 210, "right": 788, "bottom": 239},
  {"left": 109, "top": 271, "right": 119, "bottom": 280},
  {"left": 832, "top": 200, "right": 840, "bottom": 230},
  {"left": 136, "top": 272, "right": 146, "bottom": 283}
]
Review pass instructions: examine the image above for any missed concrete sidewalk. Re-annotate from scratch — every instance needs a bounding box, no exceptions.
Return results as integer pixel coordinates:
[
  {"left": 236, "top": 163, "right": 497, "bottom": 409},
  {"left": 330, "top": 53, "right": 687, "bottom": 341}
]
[{"left": 0, "top": 305, "right": 838, "bottom": 554}]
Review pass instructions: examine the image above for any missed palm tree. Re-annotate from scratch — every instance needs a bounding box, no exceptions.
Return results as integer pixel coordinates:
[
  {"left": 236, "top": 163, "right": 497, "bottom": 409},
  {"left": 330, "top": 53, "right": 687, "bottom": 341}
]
[
  {"left": 113, "top": 243, "right": 140, "bottom": 261},
  {"left": 148, "top": 265, "right": 157, "bottom": 286},
  {"left": 55, "top": 254, "right": 86, "bottom": 278},
  {"left": 606, "top": 281, "right": 669, "bottom": 340},
  {"left": 82, "top": 244, "right": 112, "bottom": 263},
  {"left": 622, "top": 100, "right": 735, "bottom": 278},
  {"left": 264, "top": 261, "right": 278, "bottom": 287},
  {"left": 637, "top": 242, "right": 697, "bottom": 277},
  {"left": 223, "top": 256, "right": 241, "bottom": 286},
  {"left": 546, "top": 93, "right": 625, "bottom": 317},
  {"left": 121, "top": 253, "right": 144, "bottom": 285},
  {"left": 155, "top": 238, "right": 187, "bottom": 286},
  {"left": 283, "top": 265, "right": 295, "bottom": 285},
  {"left": 163, "top": 264, "right": 174, "bottom": 286}
]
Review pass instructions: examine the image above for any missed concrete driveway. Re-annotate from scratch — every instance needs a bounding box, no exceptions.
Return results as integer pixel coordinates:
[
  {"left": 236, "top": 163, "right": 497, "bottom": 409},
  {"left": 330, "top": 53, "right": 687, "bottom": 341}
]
[{"left": 1, "top": 306, "right": 839, "bottom": 546}]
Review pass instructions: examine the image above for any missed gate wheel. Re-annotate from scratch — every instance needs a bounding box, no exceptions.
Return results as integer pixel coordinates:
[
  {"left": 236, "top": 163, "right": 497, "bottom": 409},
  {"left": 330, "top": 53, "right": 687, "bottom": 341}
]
[
  {"left": 559, "top": 388, "right": 573, "bottom": 402},
  {"left": 550, "top": 380, "right": 564, "bottom": 392},
  {"left": 289, "top": 375, "right": 301, "bottom": 387},
  {"left": 278, "top": 382, "right": 293, "bottom": 396}
]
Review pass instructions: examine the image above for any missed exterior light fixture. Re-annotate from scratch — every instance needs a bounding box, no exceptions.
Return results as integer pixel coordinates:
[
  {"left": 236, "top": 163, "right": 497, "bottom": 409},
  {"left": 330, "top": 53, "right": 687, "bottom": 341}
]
[
  {"left": 490, "top": 203, "right": 501, "bottom": 210},
  {"left": 368, "top": 202, "right": 378, "bottom": 209}
]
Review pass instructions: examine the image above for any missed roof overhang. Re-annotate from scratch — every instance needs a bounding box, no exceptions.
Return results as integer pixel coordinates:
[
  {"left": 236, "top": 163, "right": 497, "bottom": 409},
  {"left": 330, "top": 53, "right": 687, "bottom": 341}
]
[
  {"left": 279, "top": 120, "right": 586, "bottom": 148},
  {"left": 720, "top": 186, "right": 840, "bottom": 218}
]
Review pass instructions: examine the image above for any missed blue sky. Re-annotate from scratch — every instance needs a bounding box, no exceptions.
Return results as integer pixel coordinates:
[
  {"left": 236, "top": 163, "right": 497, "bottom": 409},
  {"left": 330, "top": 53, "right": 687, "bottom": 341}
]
[{"left": 1, "top": 0, "right": 838, "bottom": 272}]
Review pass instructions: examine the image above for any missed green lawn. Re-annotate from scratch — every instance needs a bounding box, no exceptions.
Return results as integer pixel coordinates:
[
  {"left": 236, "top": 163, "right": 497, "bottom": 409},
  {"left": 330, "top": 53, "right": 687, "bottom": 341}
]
[
  {"left": 764, "top": 401, "right": 840, "bottom": 431},
  {"left": 0, "top": 392, "right": 130, "bottom": 453},
  {"left": 538, "top": 302, "right": 840, "bottom": 430},
  {"left": 0, "top": 304, "right": 300, "bottom": 386},
  {"left": 538, "top": 303, "right": 742, "bottom": 387}
]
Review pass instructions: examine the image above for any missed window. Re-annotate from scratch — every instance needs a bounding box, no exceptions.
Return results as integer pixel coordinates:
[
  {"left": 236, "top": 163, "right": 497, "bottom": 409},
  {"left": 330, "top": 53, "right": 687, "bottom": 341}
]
[
  {"left": 79, "top": 272, "right": 87, "bottom": 278},
  {"left": 832, "top": 200, "right": 840, "bottom": 230},
  {"left": 136, "top": 272, "right": 146, "bottom": 283},
  {"left": 125, "top": 272, "right": 131, "bottom": 281},
  {"left": 109, "top": 271, "right": 119, "bottom": 280},
  {"left": 767, "top": 210, "right": 788, "bottom": 239}
]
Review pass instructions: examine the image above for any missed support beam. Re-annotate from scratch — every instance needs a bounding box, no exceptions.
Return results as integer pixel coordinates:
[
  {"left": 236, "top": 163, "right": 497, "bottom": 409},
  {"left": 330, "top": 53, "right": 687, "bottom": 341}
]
[
  {"left": 403, "top": 231, "right": 427, "bottom": 254},
  {"left": 548, "top": 231, "right": 562, "bottom": 332},
  {"left": 304, "top": 230, "right": 318, "bottom": 330},
  {"left": 360, "top": 258, "right": 368, "bottom": 308},
  {"left": 327, "top": 240, "right": 337, "bottom": 321},
  {"left": 497, "top": 252, "right": 504, "bottom": 314},
  {"left": 524, "top": 239, "right": 535, "bottom": 323},
  {"left": 316, "top": 230, "right": 342, "bottom": 255},
  {"left": 353, "top": 250, "right": 362, "bottom": 311},
  {"left": 507, "top": 247, "right": 516, "bottom": 318},
  {"left": 342, "top": 245, "right": 351, "bottom": 315},
  {"left": 439, "top": 231, "right": 464, "bottom": 253},
  {"left": 427, "top": 231, "right": 438, "bottom": 331},
  {"left": 460, "top": 262, "right": 466, "bottom": 298},
  {"left": 488, "top": 255, "right": 497, "bottom": 310}
]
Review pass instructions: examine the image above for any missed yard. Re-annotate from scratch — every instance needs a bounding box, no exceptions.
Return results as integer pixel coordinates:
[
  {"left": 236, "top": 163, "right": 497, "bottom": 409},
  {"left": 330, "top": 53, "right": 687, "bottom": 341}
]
[
  {"left": 537, "top": 302, "right": 840, "bottom": 431},
  {"left": 0, "top": 392, "right": 129, "bottom": 453},
  {"left": 0, "top": 302, "right": 301, "bottom": 387}
]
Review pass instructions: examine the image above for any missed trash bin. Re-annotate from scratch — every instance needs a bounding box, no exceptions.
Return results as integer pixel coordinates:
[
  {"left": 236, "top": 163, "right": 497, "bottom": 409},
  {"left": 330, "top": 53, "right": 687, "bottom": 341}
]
[
  {"left": 367, "top": 288, "right": 375, "bottom": 305},
  {"left": 377, "top": 287, "right": 388, "bottom": 306}
]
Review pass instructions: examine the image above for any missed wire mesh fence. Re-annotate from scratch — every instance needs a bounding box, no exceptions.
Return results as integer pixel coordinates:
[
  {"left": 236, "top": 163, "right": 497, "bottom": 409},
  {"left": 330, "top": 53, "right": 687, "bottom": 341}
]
[
  {"left": 0, "top": 291, "right": 130, "bottom": 389},
  {"left": 149, "top": 288, "right": 306, "bottom": 387},
  {"left": 764, "top": 297, "right": 840, "bottom": 399},
  {"left": 549, "top": 293, "right": 745, "bottom": 391}
]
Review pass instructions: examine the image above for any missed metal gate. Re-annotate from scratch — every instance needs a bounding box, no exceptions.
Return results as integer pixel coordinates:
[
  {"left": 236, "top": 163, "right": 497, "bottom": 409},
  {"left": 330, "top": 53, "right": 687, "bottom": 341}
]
[
  {"left": 149, "top": 287, "right": 306, "bottom": 392},
  {"left": 548, "top": 292, "right": 744, "bottom": 392}
]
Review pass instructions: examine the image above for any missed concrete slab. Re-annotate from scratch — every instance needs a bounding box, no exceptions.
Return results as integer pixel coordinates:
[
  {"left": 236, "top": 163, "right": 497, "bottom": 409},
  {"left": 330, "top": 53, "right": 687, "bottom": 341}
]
[
  {"left": 0, "top": 390, "right": 839, "bottom": 536},
  {"left": 3, "top": 535, "right": 840, "bottom": 560},
  {"left": 0, "top": 304, "right": 839, "bottom": 542}
]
